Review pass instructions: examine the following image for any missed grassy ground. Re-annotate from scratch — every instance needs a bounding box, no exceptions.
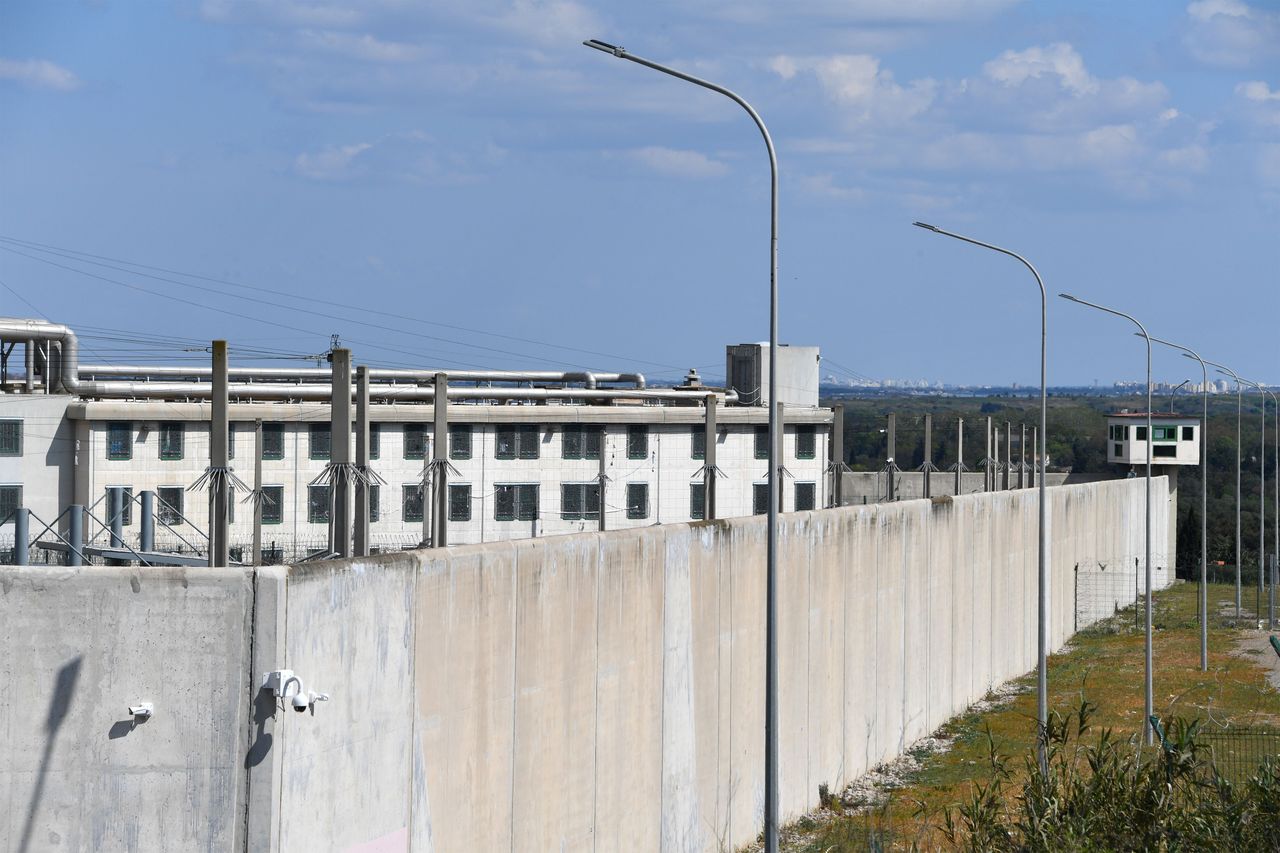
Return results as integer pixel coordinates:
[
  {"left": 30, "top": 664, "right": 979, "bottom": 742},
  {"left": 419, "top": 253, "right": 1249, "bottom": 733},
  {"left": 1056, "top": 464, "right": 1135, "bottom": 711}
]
[{"left": 784, "top": 581, "right": 1280, "bottom": 852}]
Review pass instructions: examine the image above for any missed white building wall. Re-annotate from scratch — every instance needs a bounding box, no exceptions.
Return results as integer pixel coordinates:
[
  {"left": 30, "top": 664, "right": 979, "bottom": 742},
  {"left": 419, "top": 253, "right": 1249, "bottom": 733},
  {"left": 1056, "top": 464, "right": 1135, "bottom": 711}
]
[
  {"left": 0, "top": 395, "right": 75, "bottom": 539},
  {"left": 69, "top": 409, "right": 829, "bottom": 558}
]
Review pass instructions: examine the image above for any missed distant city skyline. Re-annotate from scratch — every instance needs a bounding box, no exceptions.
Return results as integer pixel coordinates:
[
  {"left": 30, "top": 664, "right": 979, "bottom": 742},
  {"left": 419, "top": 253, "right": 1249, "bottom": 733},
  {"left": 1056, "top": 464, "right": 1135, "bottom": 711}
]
[{"left": 2, "top": 2, "right": 1278, "bottom": 386}]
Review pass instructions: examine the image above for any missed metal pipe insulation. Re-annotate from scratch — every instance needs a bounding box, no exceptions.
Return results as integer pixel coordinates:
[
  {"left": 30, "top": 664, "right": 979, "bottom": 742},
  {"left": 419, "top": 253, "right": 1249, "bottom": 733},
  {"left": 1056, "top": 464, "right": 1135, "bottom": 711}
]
[
  {"left": 0, "top": 319, "right": 79, "bottom": 393},
  {"left": 77, "top": 364, "right": 647, "bottom": 389},
  {"left": 66, "top": 380, "right": 735, "bottom": 404}
]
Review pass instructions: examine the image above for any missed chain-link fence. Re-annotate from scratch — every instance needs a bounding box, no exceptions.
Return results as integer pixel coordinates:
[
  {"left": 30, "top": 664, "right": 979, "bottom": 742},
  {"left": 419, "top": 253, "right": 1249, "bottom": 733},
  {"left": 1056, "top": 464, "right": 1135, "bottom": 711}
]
[{"left": 1073, "top": 557, "right": 1170, "bottom": 631}]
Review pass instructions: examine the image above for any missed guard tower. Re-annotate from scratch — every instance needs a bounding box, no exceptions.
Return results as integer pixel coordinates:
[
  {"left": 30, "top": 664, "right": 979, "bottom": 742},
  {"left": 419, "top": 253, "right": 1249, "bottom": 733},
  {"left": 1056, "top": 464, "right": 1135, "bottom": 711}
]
[{"left": 1107, "top": 410, "right": 1200, "bottom": 571}]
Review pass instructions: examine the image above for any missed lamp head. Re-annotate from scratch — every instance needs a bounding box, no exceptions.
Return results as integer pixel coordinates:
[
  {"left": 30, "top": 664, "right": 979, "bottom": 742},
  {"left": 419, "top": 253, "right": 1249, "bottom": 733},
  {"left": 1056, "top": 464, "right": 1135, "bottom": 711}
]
[
  {"left": 583, "top": 39, "right": 626, "bottom": 57},
  {"left": 1057, "top": 293, "right": 1079, "bottom": 302},
  {"left": 912, "top": 221, "right": 940, "bottom": 232}
]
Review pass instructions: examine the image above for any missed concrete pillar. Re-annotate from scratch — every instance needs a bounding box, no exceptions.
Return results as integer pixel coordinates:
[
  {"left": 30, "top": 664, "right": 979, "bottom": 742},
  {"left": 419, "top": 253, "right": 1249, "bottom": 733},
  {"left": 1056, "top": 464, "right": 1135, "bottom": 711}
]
[
  {"left": 329, "top": 349, "right": 353, "bottom": 559},
  {"left": 24, "top": 339, "right": 34, "bottom": 392},
  {"left": 1019, "top": 424, "right": 1027, "bottom": 489},
  {"left": 431, "top": 372, "right": 448, "bottom": 548},
  {"left": 353, "top": 369, "right": 371, "bottom": 557},
  {"left": 829, "top": 403, "right": 844, "bottom": 508},
  {"left": 253, "top": 419, "right": 264, "bottom": 565},
  {"left": 886, "top": 412, "right": 896, "bottom": 502},
  {"left": 705, "top": 394, "right": 719, "bottom": 519},
  {"left": 14, "top": 507, "right": 28, "bottom": 565},
  {"left": 140, "top": 490, "right": 155, "bottom": 552},
  {"left": 985, "top": 416, "right": 993, "bottom": 492},
  {"left": 68, "top": 504, "right": 83, "bottom": 566},
  {"left": 955, "top": 417, "right": 964, "bottom": 495},
  {"left": 1031, "top": 427, "right": 1038, "bottom": 488},
  {"left": 922, "top": 413, "right": 933, "bottom": 499},
  {"left": 597, "top": 428, "right": 608, "bottom": 533},
  {"left": 1004, "top": 420, "right": 1012, "bottom": 490},
  {"left": 109, "top": 486, "right": 124, "bottom": 548},
  {"left": 209, "top": 340, "right": 230, "bottom": 567}
]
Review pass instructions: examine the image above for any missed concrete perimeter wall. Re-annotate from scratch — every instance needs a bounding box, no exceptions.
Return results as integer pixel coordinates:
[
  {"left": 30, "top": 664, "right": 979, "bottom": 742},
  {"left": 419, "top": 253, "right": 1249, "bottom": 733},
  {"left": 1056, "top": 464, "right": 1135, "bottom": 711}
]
[{"left": 0, "top": 476, "right": 1169, "bottom": 852}]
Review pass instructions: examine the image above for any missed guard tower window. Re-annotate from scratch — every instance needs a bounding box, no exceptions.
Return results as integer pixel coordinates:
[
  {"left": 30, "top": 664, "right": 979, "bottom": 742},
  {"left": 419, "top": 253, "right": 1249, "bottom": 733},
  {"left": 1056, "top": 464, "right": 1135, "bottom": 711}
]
[
  {"left": 0, "top": 420, "right": 20, "bottom": 457},
  {"left": 1153, "top": 426, "right": 1178, "bottom": 441},
  {"left": 1135, "top": 426, "right": 1148, "bottom": 441},
  {"left": 1182, "top": 426, "right": 1194, "bottom": 441},
  {"left": 1154, "top": 445, "right": 1177, "bottom": 458},
  {"left": 1114, "top": 443, "right": 1123, "bottom": 456}
]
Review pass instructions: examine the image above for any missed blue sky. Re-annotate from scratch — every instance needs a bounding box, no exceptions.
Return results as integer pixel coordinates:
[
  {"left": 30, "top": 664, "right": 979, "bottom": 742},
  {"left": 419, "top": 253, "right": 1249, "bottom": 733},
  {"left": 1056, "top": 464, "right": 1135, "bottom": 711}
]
[{"left": 1, "top": 0, "right": 1278, "bottom": 386}]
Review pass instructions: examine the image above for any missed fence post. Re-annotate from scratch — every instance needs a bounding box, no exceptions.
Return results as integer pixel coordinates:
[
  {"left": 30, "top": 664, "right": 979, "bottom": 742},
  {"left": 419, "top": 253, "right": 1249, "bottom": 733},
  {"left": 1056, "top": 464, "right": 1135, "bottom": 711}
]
[
  {"left": 14, "top": 507, "right": 29, "bottom": 565},
  {"left": 1074, "top": 563, "right": 1079, "bottom": 633},
  {"left": 140, "top": 490, "right": 155, "bottom": 552},
  {"left": 68, "top": 504, "right": 83, "bottom": 567},
  {"left": 1135, "top": 556, "right": 1141, "bottom": 631}
]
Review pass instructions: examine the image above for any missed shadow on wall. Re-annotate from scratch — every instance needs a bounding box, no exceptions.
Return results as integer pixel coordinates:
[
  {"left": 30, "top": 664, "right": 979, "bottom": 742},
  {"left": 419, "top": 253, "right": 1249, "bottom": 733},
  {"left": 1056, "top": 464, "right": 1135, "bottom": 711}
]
[{"left": 18, "top": 656, "right": 81, "bottom": 853}]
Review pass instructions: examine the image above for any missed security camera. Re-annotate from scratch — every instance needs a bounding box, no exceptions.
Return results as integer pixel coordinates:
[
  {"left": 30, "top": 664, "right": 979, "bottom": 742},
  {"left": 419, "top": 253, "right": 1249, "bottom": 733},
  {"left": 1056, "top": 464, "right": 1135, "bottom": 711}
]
[{"left": 292, "top": 693, "right": 310, "bottom": 713}]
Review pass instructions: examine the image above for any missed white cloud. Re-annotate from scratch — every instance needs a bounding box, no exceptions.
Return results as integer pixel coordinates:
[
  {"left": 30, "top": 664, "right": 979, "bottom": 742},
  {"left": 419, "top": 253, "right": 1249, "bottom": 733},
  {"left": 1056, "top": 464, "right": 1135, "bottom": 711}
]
[
  {"left": 1237, "top": 80, "right": 1280, "bottom": 102},
  {"left": 294, "top": 142, "right": 374, "bottom": 180},
  {"left": 693, "top": 0, "right": 1021, "bottom": 24},
  {"left": 770, "top": 53, "right": 936, "bottom": 126},
  {"left": 1183, "top": 0, "right": 1280, "bottom": 67},
  {"left": 983, "top": 43, "right": 1097, "bottom": 96},
  {"left": 0, "top": 58, "right": 80, "bottom": 91},
  {"left": 297, "top": 30, "right": 422, "bottom": 62},
  {"left": 487, "top": 0, "right": 602, "bottom": 45},
  {"left": 627, "top": 146, "right": 729, "bottom": 179}
]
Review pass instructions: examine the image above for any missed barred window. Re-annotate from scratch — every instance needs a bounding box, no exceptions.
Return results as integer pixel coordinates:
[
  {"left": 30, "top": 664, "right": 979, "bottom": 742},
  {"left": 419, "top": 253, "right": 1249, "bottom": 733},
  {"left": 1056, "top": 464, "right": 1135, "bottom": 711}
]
[
  {"left": 309, "top": 424, "right": 331, "bottom": 460},
  {"left": 0, "top": 420, "right": 20, "bottom": 457},
  {"left": 689, "top": 482, "right": 706, "bottom": 521},
  {"left": 450, "top": 425, "right": 472, "bottom": 460},
  {"left": 795, "top": 482, "right": 816, "bottom": 511},
  {"left": 0, "top": 485, "right": 22, "bottom": 524},
  {"left": 262, "top": 424, "right": 284, "bottom": 460},
  {"left": 159, "top": 422, "right": 184, "bottom": 460},
  {"left": 627, "top": 425, "right": 648, "bottom": 460},
  {"left": 228, "top": 423, "right": 236, "bottom": 460},
  {"left": 496, "top": 425, "right": 539, "bottom": 460},
  {"left": 368, "top": 484, "right": 380, "bottom": 523},
  {"left": 449, "top": 484, "right": 471, "bottom": 522},
  {"left": 107, "top": 422, "right": 132, "bottom": 460},
  {"left": 754, "top": 425, "right": 769, "bottom": 460},
  {"left": 104, "top": 487, "right": 133, "bottom": 526},
  {"left": 402, "top": 484, "right": 424, "bottom": 523},
  {"left": 562, "top": 425, "right": 602, "bottom": 460},
  {"left": 308, "top": 484, "right": 330, "bottom": 523},
  {"left": 1135, "top": 426, "right": 1148, "bottom": 441},
  {"left": 561, "top": 482, "right": 600, "bottom": 520},
  {"left": 753, "top": 483, "right": 769, "bottom": 515},
  {"left": 404, "top": 424, "right": 427, "bottom": 460},
  {"left": 495, "top": 483, "right": 538, "bottom": 521},
  {"left": 795, "top": 425, "right": 816, "bottom": 460},
  {"left": 261, "top": 486, "right": 284, "bottom": 525},
  {"left": 158, "top": 486, "right": 184, "bottom": 526},
  {"left": 369, "top": 423, "right": 381, "bottom": 460},
  {"left": 626, "top": 483, "right": 649, "bottom": 520},
  {"left": 691, "top": 425, "right": 705, "bottom": 460}
]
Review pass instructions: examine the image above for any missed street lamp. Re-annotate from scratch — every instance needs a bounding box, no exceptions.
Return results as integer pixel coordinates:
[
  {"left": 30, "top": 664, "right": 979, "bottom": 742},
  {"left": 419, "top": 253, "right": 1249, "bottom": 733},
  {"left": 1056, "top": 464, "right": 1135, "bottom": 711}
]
[
  {"left": 1060, "top": 293, "right": 1155, "bottom": 745},
  {"left": 583, "top": 38, "right": 784, "bottom": 851},
  {"left": 1203, "top": 358, "right": 1244, "bottom": 622},
  {"left": 912, "top": 222, "right": 1049, "bottom": 769},
  {"left": 1264, "top": 386, "right": 1278, "bottom": 630},
  {"left": 1167, "top": 379, "right": 1191, "bottom": 413},
  {"left": 1146, "top": 336, "right": 1208, "bottom": 672},
  {"left": 1224, "top": 371, "right": 1265, "bottom": 623}
]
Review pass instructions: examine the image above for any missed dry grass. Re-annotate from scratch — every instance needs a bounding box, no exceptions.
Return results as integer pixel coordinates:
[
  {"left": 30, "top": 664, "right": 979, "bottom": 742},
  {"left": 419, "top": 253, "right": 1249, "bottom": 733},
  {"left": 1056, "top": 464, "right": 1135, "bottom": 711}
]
[{"left": 783, "top": 580, "right": 1280, "bottom": 852}]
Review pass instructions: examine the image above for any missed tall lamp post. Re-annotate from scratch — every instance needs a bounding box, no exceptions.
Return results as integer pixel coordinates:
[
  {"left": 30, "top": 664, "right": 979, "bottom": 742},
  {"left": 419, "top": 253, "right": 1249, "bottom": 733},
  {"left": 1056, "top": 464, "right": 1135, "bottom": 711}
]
[
  {"left": 911, "top": 222, "right": 1049, "bottom": 769},
  {"left": 1226, "top": 372, "right": 1265, "bottom": 622},
  {"left": 1264, "top": 387, "right": 1279, "bottom": 630},
  {"left": 1204, "top": 359, "right": 1244, "bottom": 622},
  {"left": 1060, "top": 294, "right": 1154, "bottom": 745},
  {"left": 582, "top": 39, "right": 783, "bottom": 851},
  {"left": 1147, "top": 336, "right": 1208, "bottom": 672},
  {"left": 1167, "top": 379, "right": 1191, "bottom": 413}
]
